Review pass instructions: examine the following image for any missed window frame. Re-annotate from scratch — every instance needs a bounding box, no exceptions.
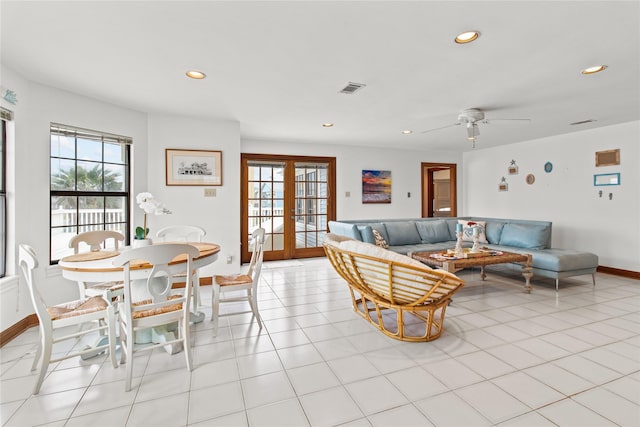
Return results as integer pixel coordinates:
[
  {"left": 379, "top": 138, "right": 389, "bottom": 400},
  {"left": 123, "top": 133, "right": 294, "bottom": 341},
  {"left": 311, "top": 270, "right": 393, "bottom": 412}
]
[
  {"left": 49, "top": 123, "right": 131, "bottom": 264},
  {"left": 0, "top": 117, "right": 6, "bottom": 277}
]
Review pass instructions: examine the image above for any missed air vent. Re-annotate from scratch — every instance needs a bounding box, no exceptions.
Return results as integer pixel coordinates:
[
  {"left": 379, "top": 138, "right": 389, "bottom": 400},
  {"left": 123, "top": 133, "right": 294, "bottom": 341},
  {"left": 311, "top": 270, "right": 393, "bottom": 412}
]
[
  {"left": 570, "top": 119, "right": 597, "bottom": 126},
  {"left": 339, "top": 82, "right": 366, "bottom": 95}
]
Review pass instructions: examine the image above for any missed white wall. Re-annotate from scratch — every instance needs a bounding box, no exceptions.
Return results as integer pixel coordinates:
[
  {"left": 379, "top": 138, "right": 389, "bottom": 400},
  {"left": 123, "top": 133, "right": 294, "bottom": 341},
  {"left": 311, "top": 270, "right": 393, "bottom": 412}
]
[
  {"left": 241, "top": 139, "right": 463, "bottom": 220},
  {"left": 1, "top": 68, "right": 149, "bottom": 330},
  {"left": 463, "top": 121, "right": 640, "bottom": 271},
  {"left": 146, "top": 114, "right": 241, "bottom": 278}
]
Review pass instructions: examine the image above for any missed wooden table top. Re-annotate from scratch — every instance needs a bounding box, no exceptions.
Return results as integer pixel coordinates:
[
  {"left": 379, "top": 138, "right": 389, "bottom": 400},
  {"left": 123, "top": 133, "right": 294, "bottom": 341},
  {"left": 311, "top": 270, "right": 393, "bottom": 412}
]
[
  {"left": 59, "top": 242, "right": 220, "bottom": 272},
  {"left": 412, "top": 249, "right": 530, "bottom": 268}
]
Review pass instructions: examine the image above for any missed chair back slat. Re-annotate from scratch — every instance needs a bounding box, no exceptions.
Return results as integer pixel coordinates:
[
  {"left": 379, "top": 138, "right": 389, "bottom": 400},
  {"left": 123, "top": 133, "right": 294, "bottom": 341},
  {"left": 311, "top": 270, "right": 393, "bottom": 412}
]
[
  {"left": 113, "top": 244, "right": 199, "bottom": 322},
  {"left": 69, "top": 230, "right": 125, "bottom": 254},
  {"left": 155, "top": 225, "right": 206, "bottom": 242},
  {"left": 247, "top": 228, "right": 266, "bottom": 279},
  {"left": 18, "top": 245, "right": 51, "bottom": 329}
]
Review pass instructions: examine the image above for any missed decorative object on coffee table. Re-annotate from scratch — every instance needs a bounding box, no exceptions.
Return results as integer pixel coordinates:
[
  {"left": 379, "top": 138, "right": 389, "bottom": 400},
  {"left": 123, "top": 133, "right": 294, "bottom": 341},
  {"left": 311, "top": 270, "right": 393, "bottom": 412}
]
[
  {"left": 412, "top": 249, "right": 533, "bottom": 293},
  {"left": 471, "top": 226, "right": 481, "bottom": 252},
  {"left": 454, "top": 223, "right": 464, "bottom": 257}
]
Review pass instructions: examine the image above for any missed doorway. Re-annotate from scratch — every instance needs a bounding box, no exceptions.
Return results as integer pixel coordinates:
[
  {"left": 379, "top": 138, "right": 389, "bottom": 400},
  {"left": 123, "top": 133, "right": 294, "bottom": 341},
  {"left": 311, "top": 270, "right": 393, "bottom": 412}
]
[
  {"left": 421, "top": 162, "right": 457, "bottom": 218},
  {"left": 241, "top": 154, "right": 336, "bottom": 263}
]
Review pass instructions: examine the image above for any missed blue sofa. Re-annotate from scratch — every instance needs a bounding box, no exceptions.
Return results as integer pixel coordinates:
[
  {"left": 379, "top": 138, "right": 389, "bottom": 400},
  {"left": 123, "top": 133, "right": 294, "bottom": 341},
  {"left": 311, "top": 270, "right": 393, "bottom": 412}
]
[{"left": 328, "top": 217, "right": 598, "bottom": 291}]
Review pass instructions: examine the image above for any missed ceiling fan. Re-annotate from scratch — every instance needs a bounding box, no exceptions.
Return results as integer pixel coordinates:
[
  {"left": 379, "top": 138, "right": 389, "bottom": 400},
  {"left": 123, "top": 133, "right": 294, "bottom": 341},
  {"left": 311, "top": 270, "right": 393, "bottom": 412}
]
[{"left": 420, "top": 108, "right": 531, "bottom": 147}]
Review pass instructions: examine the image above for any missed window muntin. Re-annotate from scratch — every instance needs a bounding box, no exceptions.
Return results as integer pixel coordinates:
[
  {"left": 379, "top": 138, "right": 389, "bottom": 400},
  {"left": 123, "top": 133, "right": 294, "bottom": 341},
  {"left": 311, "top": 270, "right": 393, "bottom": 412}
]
[{"left": 49, "top": 124, "right": 131, "bottom": 263}]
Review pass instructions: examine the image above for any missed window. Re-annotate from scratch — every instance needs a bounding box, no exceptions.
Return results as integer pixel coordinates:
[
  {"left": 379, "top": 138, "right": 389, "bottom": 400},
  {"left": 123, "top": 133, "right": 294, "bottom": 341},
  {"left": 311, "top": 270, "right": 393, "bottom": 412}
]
[
  {"left": 50, "top": 123, "right": 131, "bottom": 263},
  {"left": 0, "top": 109, "right": 9, "bottom": 277}
]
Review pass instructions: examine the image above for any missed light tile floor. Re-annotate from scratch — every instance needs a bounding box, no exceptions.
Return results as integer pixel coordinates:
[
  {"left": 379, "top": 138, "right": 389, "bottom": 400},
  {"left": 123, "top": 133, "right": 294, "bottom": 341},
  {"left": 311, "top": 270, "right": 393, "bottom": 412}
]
[{"left": 1, "top": 258, "right": 639, "bottom": 426}]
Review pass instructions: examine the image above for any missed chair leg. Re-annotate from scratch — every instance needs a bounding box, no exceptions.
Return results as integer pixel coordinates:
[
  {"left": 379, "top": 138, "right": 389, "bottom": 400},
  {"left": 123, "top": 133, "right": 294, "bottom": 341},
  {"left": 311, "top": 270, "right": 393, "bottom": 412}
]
[
  {"left": 33, "top": 333, "right": 52, "bottom": 395},
  {"left": 211, "top": 284, "right": 220, "bottom": 335},
  {"left": 107, "top": 306, "right": 118, "bottom": 369},
  {"left": 556, "top": 279, "right": 559, "bottom": 292},
  {"left": 192, "top": 271, "right": 200, "bottom": 310},
  {"left": 182, "top": 318, "right": 193, "bottom": 372},
  {"left": 124, "top": 326, "right": 134, "bottom": 392},
  {"left": 119, "top": 321, "right": 127, "bottom": 366},
  {"left": 248, "top": 291, "right": 263, "bottom": 329},
  {"left": 31, "top": 329, "right": 43, "bottom": 372},
  {"left": 592, "top": 273, "right": 596, "bottom": 287}
]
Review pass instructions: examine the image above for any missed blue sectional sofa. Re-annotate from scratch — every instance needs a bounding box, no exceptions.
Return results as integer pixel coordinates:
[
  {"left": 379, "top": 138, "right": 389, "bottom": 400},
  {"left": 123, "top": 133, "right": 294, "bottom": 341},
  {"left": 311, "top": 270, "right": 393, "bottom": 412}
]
[{"left": 328, "top": 217, "right": 598, "bottom": 291}]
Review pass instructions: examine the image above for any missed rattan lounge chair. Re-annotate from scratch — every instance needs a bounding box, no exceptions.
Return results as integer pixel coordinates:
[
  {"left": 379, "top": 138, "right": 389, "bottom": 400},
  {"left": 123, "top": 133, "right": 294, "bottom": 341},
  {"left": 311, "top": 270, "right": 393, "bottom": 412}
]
[{"left": 323, "top": 233, "right": 464, "bottom": 342}]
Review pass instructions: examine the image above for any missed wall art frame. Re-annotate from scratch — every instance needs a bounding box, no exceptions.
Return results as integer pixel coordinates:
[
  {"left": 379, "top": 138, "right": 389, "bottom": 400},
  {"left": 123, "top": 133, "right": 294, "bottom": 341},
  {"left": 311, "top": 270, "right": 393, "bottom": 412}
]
[
  {"left": 166, "top": 149, "right": 222, "bottom": 186},
  {"left": 362, "top": 170, "right": 391, "bottom": 204},
  {"left": 595, "top": 149, "right": 620, "bottom": 167}
]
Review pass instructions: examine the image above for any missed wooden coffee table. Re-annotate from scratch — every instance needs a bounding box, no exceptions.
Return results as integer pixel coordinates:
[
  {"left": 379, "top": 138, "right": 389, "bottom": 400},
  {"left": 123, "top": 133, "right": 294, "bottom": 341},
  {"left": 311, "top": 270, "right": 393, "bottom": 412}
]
[{"left": 412, "top": 250, "right": 533, "bottom": 292}]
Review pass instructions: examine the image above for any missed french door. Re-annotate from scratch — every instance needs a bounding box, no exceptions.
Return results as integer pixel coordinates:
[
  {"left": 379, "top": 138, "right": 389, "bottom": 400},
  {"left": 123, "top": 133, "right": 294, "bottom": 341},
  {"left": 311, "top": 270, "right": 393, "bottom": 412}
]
[{"left": 241, "top": 154, "right": 336, "bottom": 263}]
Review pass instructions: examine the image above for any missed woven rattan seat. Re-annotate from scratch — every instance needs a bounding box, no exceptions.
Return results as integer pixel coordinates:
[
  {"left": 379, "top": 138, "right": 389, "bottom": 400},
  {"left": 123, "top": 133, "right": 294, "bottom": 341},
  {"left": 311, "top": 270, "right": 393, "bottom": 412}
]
[
  {"left": 46, "top": 296, "right": 110, "bottom": 320},
  {"left": 323, "top": 233, "right": 464, "bottom": 342},
  {"left": 131, "top": 294, "right": 183, "bottom": 319},
  {"left": 215, "top": 274, "right": 252, "bottom": 286}
]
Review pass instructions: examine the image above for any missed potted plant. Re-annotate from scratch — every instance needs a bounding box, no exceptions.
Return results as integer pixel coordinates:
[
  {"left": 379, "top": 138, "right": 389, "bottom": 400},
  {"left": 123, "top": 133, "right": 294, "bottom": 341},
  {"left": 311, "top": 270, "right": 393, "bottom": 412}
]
[{"left": 134, "top": 192, "right": 171, "bottom": 247}]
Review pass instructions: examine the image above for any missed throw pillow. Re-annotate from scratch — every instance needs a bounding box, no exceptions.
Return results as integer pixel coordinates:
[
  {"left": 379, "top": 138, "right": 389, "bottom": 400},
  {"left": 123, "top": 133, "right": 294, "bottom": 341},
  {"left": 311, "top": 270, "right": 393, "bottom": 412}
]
[
  {"left": 458, "top": 220, "right": 488, "bottom": 243},
  {"left": 372, "top": 229, "right": 389, "bottom": 248}
]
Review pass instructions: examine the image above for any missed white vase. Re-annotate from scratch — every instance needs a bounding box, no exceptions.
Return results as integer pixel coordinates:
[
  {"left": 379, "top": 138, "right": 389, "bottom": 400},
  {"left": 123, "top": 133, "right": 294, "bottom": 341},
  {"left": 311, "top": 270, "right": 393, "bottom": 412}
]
[{"left": 133, "top": 238, "right": 152, "bottom": 248}]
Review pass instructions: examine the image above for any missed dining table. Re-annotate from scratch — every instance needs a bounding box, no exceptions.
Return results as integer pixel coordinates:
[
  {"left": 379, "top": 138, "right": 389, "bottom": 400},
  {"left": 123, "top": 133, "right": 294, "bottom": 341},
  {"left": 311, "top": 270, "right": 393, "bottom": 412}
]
[{"left": 58, "top": 241, "right": 220, "bottom": 355}]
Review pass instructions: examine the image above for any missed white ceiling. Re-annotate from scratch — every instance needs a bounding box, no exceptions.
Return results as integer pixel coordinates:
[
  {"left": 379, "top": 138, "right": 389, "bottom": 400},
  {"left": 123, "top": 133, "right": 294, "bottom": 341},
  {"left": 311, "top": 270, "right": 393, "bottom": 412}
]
[{"left": 2, "top": 1, "right": 639, "bottom": 152}]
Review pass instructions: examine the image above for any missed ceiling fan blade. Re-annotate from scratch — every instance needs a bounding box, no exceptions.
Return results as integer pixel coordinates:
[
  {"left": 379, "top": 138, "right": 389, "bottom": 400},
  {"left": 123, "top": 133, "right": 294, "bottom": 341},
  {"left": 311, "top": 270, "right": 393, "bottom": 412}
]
[
  {"left": 483, "top": 118, "right": 531, "bottom": 123},
  {"left": 420, "top": 122, "right": 461, "bottom": 134}
]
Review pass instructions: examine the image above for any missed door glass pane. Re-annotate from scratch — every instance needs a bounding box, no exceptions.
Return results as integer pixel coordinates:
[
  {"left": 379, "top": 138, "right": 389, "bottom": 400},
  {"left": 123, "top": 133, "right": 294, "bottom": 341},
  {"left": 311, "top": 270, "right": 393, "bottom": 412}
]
[
  {"left": 294, "top": 162, "right": 329, "bottom": 249},
  {"left": 247, "top": 161, "right": 286, "bottom": 255}
]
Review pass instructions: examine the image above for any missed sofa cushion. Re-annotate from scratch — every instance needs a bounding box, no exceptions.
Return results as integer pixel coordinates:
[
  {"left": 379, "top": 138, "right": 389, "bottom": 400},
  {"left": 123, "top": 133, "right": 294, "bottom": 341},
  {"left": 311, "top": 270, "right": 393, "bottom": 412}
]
[
  {"left": 499, "top": 223, "right": 550, "bottom": 250},
  {"left": 357, "top": 226, "right": 376, "bottom": 244},
  {"left": 529, "top": 249, "right": 598, "bottom": 272},
  {"left": 372, "top": 230, "right": 389, "bottom": 248},
  {"left": 384, "top": 222, "right": 422, "bottom": 246},
  {"left": 485, "top": 222, "right": 505, "bottom": 244},
  {"left": 458, "top": 220, "right": 488, "bottom": 243},
  {"left": 416, "top": 220, "right": 452, "bottom": 243},
  {"left": 368, "top": 223, "right": 390, "bottom": 244},
  {"left": 328, "top": 221, "right": 362, "bottom": 241}
]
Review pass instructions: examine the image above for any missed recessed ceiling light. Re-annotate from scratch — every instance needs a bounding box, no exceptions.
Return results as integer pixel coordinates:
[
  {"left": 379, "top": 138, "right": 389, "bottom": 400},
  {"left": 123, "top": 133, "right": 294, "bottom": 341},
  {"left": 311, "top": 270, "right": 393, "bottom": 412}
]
[
  {"left": 401, "top": 130, "right": 413, "bottom": 134},
  {"left": 186, "top": 70, "right": 206, "bottom": 79},
  {"left": 322, "top": 123, "right": 334, "bottom": 128},
  {"left": 581, "top": 65, "right": 607, "bottom": 75},
  {"left": 455, "top": 31, "right": 480, "bottom": 44}
]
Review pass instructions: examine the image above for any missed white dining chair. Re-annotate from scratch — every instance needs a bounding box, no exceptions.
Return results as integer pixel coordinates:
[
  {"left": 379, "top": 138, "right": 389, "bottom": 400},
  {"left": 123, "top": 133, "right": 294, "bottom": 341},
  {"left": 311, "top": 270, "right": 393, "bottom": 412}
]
[
  {"left": 18, "top": 244, "right": 118, "bottom": 395},
  {"left": 211, "top": 228, "right": 265, "bottom": 335},
  {"left": 69, "top": 230, "right": 125, "bottom": 299},
  {"left": 155, "top": 225, "right": 207, "bottom": 313},
  {"left": 112, "top": 243, "right": 200, "bottom": 392},
  {"left": 155, "top": 225, "right": 206, "bottom": 243}
]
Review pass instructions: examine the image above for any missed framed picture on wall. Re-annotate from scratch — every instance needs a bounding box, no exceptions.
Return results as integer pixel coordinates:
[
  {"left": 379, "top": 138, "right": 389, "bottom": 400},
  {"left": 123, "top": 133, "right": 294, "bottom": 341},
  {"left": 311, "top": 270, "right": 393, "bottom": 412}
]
[
  {"left": 166, "top": 149, "right": 222, "bottom": 186},
  {"left": 362, "top": 170, "right": 391, "bottom": 203}
]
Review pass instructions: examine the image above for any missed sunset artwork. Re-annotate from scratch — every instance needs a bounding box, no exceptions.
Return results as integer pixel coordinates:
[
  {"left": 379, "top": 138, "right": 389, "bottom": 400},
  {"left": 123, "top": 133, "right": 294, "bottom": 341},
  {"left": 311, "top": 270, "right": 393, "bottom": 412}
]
[{"left": 362, "top": 170, "right": 391, "bottom": 204}]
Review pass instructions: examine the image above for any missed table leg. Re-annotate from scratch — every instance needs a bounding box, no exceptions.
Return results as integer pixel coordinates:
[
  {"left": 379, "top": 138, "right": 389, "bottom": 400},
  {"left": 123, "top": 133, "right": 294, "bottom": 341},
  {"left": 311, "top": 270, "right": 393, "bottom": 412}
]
[
  {"left": 480, "top": 265, "right": 487, "bottom": 280},
  {"left": 151, "top": 326, "right": 183, "bottom": 355},
  {"left": 521, "top": 254, "right": 533, "bottom": 293}
]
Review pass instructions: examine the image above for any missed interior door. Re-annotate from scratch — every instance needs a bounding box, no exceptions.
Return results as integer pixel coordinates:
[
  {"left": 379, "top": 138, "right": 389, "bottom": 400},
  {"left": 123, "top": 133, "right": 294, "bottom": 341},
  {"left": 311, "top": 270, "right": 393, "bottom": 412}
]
[
  {"left": 422, "top": 162, "right": 457, "bottom": 218},
  {"left": 241, "top": 154, "right": 336, "bottom": 263}
]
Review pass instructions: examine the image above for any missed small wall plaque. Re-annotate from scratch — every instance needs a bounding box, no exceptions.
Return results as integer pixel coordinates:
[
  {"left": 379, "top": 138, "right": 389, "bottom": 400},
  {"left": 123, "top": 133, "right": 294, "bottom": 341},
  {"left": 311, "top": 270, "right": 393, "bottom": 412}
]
[{"left": 595, "top": 149, "right": 620, "bottom": 167}]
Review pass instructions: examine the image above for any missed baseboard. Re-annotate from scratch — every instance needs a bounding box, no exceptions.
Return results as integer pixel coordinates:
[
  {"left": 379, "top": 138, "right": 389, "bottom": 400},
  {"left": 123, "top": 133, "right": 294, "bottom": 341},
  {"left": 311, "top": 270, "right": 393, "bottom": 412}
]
[
  {"left": 0, "top": 314, "right": 38, "bottom": 348},
  {"left": 172, "top": 276, "right": 213, "bottom": 288},
  {"left": 597, "top": 265, "right": 640, "bottom": 280}
]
